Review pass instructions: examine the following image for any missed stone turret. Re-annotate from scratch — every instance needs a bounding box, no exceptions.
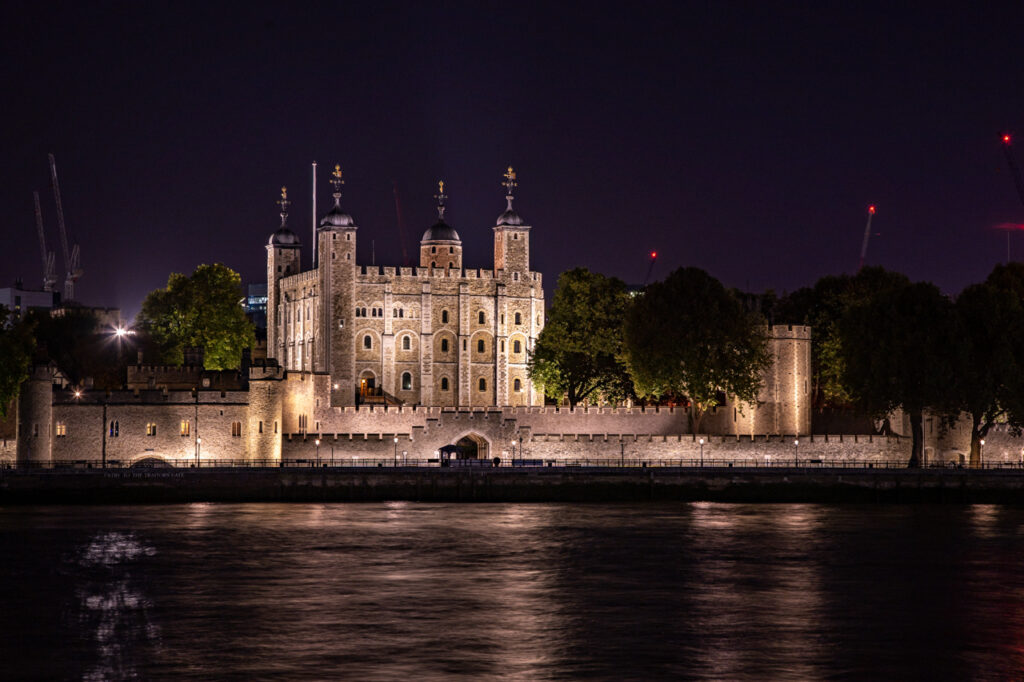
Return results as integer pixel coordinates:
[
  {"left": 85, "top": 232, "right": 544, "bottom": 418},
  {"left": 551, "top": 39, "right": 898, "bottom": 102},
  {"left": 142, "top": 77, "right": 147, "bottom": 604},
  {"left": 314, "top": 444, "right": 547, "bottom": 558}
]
[
  {"left": 316, "top": 165, "right": 358, "bottom": 406},
  {"left": 17, "top": 364, "right": 54, "bottom": 466},
  {"left": 493, "top": 166, "right": 530, "bottom": 276},
  {"left": 419, "top": 181, "right": 462, "bottom": 271},
  {"left": 247, "top": 361, "right": 285, "bottom": 463},
  {"left": 267, "top": 186, "right": 301, "bottom": 365}
]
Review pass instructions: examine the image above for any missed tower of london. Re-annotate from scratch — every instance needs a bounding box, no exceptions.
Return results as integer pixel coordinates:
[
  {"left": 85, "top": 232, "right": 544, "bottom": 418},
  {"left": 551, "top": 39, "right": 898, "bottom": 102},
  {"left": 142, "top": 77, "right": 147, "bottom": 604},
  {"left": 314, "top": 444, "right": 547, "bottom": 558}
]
[{"left": 267, "top": 166, "right": 545, "bottom": 409}]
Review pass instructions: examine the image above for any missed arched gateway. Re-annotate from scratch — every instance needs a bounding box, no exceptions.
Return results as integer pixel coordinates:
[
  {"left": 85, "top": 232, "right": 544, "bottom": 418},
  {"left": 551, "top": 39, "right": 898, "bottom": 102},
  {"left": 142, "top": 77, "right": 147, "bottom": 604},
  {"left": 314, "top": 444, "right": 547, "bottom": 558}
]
[{"left": 453, "top": 433, "right": 490, "bottom": 460}]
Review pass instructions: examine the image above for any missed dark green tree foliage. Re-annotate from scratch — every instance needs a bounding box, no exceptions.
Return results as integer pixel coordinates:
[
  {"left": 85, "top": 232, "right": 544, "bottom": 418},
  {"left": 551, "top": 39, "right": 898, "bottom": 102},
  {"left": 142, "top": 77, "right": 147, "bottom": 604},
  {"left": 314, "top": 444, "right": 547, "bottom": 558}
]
[
  {"left": 528, "top": 268, "right": 633, "bottom": 407},
  {"left": 775, "top": 267, "right": 910, "bottom": 408},
  {"left": 136, "top": 263, "right": 255, "bottom": 370},
  {"left": 27, "top": 307, "right": 101, "bottom": 386},
  {"left": 0, "top": 309, "right": 35, "bottom": 416},
  {"left": 623, "top": 267, "right": 770, "bottom": 432},
  {"left": 950, "top": 281, "right": 1024, "bottom": 467},
  {"left": 839, "top": 282, "right": 954, "bottom": 467},
  {"left": 985, "top": 262, "right": 1024, "bottom": 300}
]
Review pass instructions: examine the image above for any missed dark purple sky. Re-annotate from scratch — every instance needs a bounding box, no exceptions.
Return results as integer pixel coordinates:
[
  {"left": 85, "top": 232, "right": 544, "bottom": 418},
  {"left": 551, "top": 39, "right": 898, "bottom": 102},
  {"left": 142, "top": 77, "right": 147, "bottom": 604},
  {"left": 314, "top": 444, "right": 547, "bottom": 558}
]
[{"left": 5, "top": 1, "right": 1024, "bottom": 318}]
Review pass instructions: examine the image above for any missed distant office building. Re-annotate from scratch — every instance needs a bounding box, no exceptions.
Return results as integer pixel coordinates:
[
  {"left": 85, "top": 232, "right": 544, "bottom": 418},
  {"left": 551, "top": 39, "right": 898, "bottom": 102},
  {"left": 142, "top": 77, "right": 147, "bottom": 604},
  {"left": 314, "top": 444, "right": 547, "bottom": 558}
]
[
  {"left": 244, "top": 283, "right": 268, "bottom": 331},
  {"left": 0, "top": 282, "right": 58, "bottom": 317}
]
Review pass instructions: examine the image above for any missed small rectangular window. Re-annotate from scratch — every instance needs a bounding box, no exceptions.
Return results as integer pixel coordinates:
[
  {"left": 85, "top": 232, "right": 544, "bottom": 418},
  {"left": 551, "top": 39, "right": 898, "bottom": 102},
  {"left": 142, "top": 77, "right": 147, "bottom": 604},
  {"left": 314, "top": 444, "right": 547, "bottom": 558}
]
[
  {"left": 180, "top": 420, "right": 190, "bottom": 436},
  {"left": 55, "top": 423, "right": 67, "bottom": 437},
  {"left": 146, "top": 423, "right": 157, "bottom": 437},
  {"left": 231, "top": 421, "right": 242, "bottom": 437}
]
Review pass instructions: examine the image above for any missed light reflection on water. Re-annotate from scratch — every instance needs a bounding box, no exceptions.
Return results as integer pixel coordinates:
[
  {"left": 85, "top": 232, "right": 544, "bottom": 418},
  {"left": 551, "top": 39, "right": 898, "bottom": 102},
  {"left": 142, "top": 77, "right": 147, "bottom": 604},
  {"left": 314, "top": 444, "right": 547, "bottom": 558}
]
[{"left": 2, "top": 503, "right": 1024, "bottom": 679}]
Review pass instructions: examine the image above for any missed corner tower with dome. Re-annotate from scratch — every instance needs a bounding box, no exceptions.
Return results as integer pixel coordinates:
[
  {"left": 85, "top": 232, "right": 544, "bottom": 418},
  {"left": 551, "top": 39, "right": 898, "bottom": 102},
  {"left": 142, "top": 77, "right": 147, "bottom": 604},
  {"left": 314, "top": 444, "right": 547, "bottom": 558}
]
[{"left": 266, "top": 164, "right": 545, "bottom": 409}]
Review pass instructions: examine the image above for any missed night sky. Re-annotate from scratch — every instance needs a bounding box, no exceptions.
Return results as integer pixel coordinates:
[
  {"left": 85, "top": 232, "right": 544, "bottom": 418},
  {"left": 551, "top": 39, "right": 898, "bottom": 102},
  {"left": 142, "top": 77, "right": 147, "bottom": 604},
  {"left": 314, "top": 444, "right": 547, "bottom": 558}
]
[{"left": 5, "top": 1, "right": 1024, "bottom": 318}]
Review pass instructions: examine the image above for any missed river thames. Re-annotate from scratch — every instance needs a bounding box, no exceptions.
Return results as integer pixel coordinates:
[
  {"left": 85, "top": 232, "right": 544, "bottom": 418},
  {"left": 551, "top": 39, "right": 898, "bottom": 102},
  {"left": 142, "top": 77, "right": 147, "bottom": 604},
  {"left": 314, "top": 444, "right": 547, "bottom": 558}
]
[{"left": 2, "top": 502, "right": 1023, "bottom": 680}]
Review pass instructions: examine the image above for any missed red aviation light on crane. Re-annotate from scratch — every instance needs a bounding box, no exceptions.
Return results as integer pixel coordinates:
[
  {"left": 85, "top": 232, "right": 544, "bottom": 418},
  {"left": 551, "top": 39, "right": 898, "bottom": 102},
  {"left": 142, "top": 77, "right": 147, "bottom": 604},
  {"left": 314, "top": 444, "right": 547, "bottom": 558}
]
[
  {"left": 868, "top": 205, "right": 876, "bottom": 215},
  {"left": 650, "top": 251, "right": 657, "bottom": 259},
  {"left": 1004, "top": 134, "right": 1012, "bottom": 144}
]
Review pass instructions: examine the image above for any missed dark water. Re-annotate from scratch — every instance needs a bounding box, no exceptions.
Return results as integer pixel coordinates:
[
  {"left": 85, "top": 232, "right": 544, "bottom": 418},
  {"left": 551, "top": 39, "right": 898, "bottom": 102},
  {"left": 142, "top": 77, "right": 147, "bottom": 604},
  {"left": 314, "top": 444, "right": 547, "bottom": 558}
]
[{"left": 2, "top": 503, "right": 1024, "bottom": 681}]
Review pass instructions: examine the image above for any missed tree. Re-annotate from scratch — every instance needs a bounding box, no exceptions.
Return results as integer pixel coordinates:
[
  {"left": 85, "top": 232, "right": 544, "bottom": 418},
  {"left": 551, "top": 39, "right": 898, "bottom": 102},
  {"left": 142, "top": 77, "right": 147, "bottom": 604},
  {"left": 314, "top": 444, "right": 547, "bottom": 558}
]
[
  {"left": 136, "top": 263, "right": 255, "bottom": 370},
  {"left": 838, "top": 281, "right": 954, "bottom": 467},
  {"left": 623, "top": 267, "right": 770, "bottom": 432},
  {"left": 528, "top": 268, "right": 633, "bottom": 407},
  {"left": 949, "top": 281, "right": 1024, "bottom": 467},
  {"left": 775, "top": 267, "right": 910, "bottom": 408},
  {"left": 0, "top": 309, "right": 36, "bottom": 416}
]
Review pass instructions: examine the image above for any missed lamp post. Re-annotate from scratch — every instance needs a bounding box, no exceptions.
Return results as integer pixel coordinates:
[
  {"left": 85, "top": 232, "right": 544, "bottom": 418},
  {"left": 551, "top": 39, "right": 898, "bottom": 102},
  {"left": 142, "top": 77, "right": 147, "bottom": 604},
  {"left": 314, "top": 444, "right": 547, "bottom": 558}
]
[
  {"left": 195, "top": 437, "right": 201, "bottom": 467},
  {"left": 620, "top": 441, "right": 625, "bottom": 468},
  {"left": 794, "top": 439, "right": 799, "bottom": 467},
  {"left": 394, "top": 436, "right": 399, "bottom": 465},
  {"left": 511, "top": 439, "right": 517, "bottom": 465},
  {"left": 699, "top": 438, "right": 704, "bottom": 468},
  {"left": 315, "top": 438, "right": 320, "bottom": 466},
  {"left": 980, "top": 439, "right": 985, "bottom": 468}
]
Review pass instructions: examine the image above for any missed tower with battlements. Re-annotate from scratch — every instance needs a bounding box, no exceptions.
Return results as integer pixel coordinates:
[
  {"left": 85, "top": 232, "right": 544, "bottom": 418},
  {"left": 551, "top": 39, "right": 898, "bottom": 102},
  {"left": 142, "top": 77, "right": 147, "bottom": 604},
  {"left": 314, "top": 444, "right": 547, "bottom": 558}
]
[{"left": 267, "top": 166, "right": 545, "bottom": 408}]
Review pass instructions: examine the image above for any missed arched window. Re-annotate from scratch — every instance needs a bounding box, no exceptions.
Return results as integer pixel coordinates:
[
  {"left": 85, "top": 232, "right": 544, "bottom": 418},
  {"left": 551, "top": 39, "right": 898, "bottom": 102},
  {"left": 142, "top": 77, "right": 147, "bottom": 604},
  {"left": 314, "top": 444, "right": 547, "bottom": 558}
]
[
  {"left": 402, "top": 372, "right": 412, "bottom": 390},
  {"left": 478, "top": 311, "right": 485, "bottom": 324},
  {"left": 441, "top": 338, "right": 449, "bottom": 353},
  {"left": 402, "top": 336, "right": 411, "bottom": 350},
  {"left": 363, "top": 335, "right": 372, "bottom": 349},
  {"left": 478, "top": 378, "right": 487, "bottom": 391},
  {"left": 441, "top": 377, "right": 449, "bottom": 391},
  {"left": 513, "top": 340, "right": 521, "bottom": 354},
  {"left": 514, "top": 312, "right": 521, "bottom": 325},
  {"left": 477, "top": 339, "right": 485, "bottom": 353},
  {"left": 514, "top": 378, "right": 522, "bottom": 392},
  {"left": 431, "top": 246, "right": 437, "bottom": 254},
  {"left": 441, "top": 310, "right": 449, "bottom": 324},
  {"left": 431, "top": 261, "right": 436, "bottom": 268},
  {"left": 449, "top": 246, "right": 454, "bottom": 253}
]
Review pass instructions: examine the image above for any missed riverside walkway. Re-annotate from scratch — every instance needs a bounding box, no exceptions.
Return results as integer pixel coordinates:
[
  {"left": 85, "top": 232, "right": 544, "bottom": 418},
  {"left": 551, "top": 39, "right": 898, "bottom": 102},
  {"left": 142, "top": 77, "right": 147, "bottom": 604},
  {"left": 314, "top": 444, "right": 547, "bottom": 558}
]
[{"left": 3, "top": 462, "right": 1024, "bottom": 504}]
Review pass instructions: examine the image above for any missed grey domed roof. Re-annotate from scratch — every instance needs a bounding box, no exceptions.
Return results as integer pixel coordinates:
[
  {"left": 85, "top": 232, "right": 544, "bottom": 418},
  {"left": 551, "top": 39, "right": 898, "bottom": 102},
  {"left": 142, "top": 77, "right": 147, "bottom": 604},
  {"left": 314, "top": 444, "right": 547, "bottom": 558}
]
[
  {"left": 268, "top": 227, "right": 300, "bottom": 247},
  {"left": 421, "top": 220, "right": 461, "bottom": 242},
  {"left": 320, "top": 204, "right": 355, "bottom": 228},
  {"left": 496, "top": 209, "right": 524, "bottom": 226}
]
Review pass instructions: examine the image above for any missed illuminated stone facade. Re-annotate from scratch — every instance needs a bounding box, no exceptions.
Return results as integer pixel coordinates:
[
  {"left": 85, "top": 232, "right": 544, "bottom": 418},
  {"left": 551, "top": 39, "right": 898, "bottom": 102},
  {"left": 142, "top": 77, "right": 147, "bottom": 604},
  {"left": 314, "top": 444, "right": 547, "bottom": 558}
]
[{"left": 267, "top": 169, "right": 545, "bottom": 409}]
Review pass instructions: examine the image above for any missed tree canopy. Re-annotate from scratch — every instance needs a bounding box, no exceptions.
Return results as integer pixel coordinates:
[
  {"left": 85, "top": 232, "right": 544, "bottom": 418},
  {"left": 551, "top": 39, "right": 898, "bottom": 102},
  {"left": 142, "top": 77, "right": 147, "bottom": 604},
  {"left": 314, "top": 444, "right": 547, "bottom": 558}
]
[
  {"left": 623, "top": 267, "right": 770, "bottom": 432},
  {"left": 775, "top": 267, "right": 910, "bottom": 408},
  {"left": 136, "top": 263, "right": 255, "bottom": 370},
  {"left": 528, "top": 268, "right": 633, "bottom": 407},
  {"left": 838, "top": 281, "right": 954, "bottom": 466},
  {"left": 0, "top": 309, "right": 35, "bottom": 416},
  {"left": 948, "top": 280, "right": 1024, "bottom": 466}
]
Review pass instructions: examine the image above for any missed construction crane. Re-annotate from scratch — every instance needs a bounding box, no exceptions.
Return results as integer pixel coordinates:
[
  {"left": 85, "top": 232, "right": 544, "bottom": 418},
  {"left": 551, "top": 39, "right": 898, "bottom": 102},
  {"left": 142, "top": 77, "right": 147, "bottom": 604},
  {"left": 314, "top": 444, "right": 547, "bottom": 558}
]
[
  {"left": 858, "top": 205, "right": 876, "bottom": 271},
  {"left": 33, "top": 191, "right": 57, "bottom": 292},
  {"left": 48, "top": 153, "right": 82, "bottom": 301},
  {"left": 392, "top": 181, "right": 410, "bottom": 266},
  {"left": 1000, "top": 134, "right": 1024, "bottom": 263},
  {"left": 642, "top": 250, "right": 658, "bottom": 286}
]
